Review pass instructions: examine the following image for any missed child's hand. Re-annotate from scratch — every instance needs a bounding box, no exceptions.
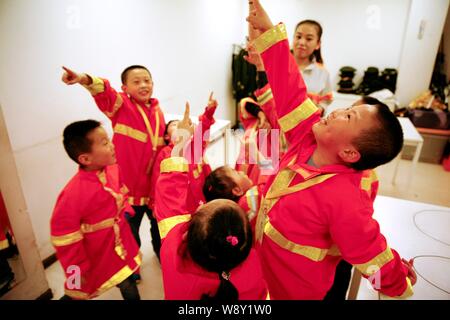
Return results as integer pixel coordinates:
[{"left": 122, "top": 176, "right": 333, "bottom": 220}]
[
  {"left": 244, "top": 43, "right": 264, "bottom": 71},
  {"left": 62, "top": 66, "right": 92, "bottom": 86},
  {"left": 246, "top": 0, "right": 274, "bottom": 33},
  {"left": 206, "top": 91, "right": 218, "bottom": 111},
  {"left": 257, "top": 111, "right": 271, "bottom": 131},
  {"left": 174, "top": 102, "right": 194, "bottom": 156},
  {"left": 402, "top": 258, "right": 417, "bottom": 286}
]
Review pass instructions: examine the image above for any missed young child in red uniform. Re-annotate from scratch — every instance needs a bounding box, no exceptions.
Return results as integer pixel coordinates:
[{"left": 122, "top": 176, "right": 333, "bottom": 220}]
[
  {"left": 62, "top": 66, "right": 164, "bottom": 283},
  {"left": 154, "top": 104, "right": 267, "bottom": 300},
  {"left": 246, "top": 0, "right": 416, "bottom": 299},
  {"left": 235, "top": 97, "right": 279, "bottom": 186},
  {"left": 149, "top": 93, "right": 217, "bottom": 214},
  {"left": 51, "top": 120, "right": 141, "bottom": 300}
]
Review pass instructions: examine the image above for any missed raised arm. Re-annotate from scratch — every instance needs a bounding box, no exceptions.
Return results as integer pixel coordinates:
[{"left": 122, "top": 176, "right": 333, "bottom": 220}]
[
  {"left": 61, "top": 66, "right": 124, "bottom": 121},
  {"left": 247, "top": 0, "right": 320, "bottom": 144},
  {"left": 155, "top": 103, "right": 194, "bottom": 241}
]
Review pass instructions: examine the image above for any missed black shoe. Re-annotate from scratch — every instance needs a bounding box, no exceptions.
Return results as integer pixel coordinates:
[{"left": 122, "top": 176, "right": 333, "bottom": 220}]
[{"left": 131, "top": 273, "right": 141, "bottom": 284}]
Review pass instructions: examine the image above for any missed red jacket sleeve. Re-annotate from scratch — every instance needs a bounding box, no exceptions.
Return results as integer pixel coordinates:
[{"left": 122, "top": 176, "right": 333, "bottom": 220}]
[
  {"left": 254, "top": 23, "right": 320, "bottom": 145},
  {"left": 82, "top": 76, "right": 124, "bottom": 122},
  {"left": 329, "top": 199, "right": 413, "bottom": 298},
  {"left": 154, "top": 157, "right": 192, "bottom": 240}
]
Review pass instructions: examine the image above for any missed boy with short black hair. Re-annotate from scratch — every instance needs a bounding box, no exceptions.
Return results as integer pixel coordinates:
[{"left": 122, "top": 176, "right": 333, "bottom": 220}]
[
  {"left": 62, "top": 65, "right": 165, "bottom": 280},
  {"left": 51, "top": 120, "right": 141, "bottom": 300},
  {"left": 246, "top": 0, "right": 416, "bottom": 299}
]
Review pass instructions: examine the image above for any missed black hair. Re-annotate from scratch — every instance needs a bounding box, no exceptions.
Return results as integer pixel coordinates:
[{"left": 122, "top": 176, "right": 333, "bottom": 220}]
[
  {"left": 187, "top": 199, "right": 252, "bottom": 302},
  {"left": 295, "top": 20, "right": 324, "bottom": 64},
  {"left": 359, "top": 96, "right": 382, "bottom": 106},
  {"left": 351, "top": 103, "right": 404, "bottom": 170},
  {"left": 63, "top": 119, "right": 101, "bottom": 165},
  {"left": 164, "top": 119, "right": 179, "bottom": 145},
  {"left": 120, "top": 65, "right": 152, "bottom": 85},
  {"left": 203, "top": 166, "right": 240, "bottom": 202}
]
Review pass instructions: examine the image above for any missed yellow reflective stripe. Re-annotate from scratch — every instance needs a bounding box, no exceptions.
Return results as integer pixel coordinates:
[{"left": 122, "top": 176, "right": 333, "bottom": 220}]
[
  {"left": 51, "top": 230, "right": 84, "bottom": 246},
  {"left": 157, "top": 137, "right": 165, "bottom": 146},
  {"left": 160, "top": 157, "right": 189, "bottom": 173},
  {"left": 64, "top": 289, "right": 90, "bottom": 300},
  {"left": 104, "top": 94, "right": 123, "bottom": 118},
  {"left": 354, "top": 246, "right": 394, "bottom": 276},
  {"left": 0, "top": 239, "right": 9, "bottom": 250},
  {"left": 360, "top": 170, "right": 378, "bottom": 192},
  {"left": 134, "top": 251, "right": 143, "bottom": 265},
  {"left": 95, "top": 253, "right": 141, "bottom": 297},
  {"left": 82, "top": 75, "right": 105, "bottom": 95},
  {"left": 292, "top": 166, "right": 315, "bottom": 179},
  {"left": 264, "top": 220, "right": 337, "bottom": 261},
  {"left": 266, "top": 173, "right": 336, "bottom": 199},
  {"left": 255, "top": 169, "right": 296, "bottom": 243},
  {"left": 80, "top": 218, "right": 115, "bottom": 233},
  {"left": 254, "top": 23, "right": 288, "bottom": 54},
  {"left": 136, "top": 104, "right": 160, "bottom": 151},
  {"left": 278, "top": 98, "right": 318, "bottom": 133},
  {"left": 158, "top": 214, "right": 191, "bottom": 239},
  {"left": 127, "top": 197, "right": 149, "bottom": 206},
  {"left": 257, "top": 88, "right": 273, "bottom": 106},
  {"left": 192, "top": 163, "right": 202, "bottom": 179},
  {"left": 246, "top": 186, "right": 259, "bottom": 213},
  {"left": 114, "top": 124, "right": 147, "bottom": 143},
  {"left": 395, "top": 277, "right": 414, "bottom": 299}
]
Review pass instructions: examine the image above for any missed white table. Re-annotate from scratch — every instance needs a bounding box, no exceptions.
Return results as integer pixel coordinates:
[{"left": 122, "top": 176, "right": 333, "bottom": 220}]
[
  {"left": 392, "top": 117, "right": 423, "bottom": 190},
  {"left": 164, "top": 113, "right": 232, "bottom": 167},
  {"left": 348, "top": 195, "right": 450, "bottom": 300}
]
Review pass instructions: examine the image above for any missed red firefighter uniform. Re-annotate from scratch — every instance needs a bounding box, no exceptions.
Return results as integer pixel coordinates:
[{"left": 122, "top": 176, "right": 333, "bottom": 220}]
[
  {"left": 235, "top": 97, "right": 277, "bottom": 185},
  {"left": 50, "top": 165, "right": 141, "bottom": 299},
  {"left": 150, "top": 104, "right": 216, "bottom": 213},
  {"left": 237, "top": 173, "right": 270, "bottom": 235},
  {"left": 0, "top": 192, "right": 14, "bottom": 252},
  {"left": 154, "top": 157, "right": 268, "bottom": 300},
  {"left": 253, "top": 23, "right": 414, "bottom": 299},
  {"left": 83, "top": 76, "right": 166, "bottom": 207}
]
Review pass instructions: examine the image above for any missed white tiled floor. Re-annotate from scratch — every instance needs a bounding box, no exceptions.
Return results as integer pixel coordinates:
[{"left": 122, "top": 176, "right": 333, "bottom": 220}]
[{"left": 45, "top": 135, "right": 450, "bottom": 300}]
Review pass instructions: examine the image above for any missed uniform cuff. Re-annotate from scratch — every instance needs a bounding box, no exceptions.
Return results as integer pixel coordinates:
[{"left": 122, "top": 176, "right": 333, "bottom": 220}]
[
  {"left": 254, "top": 23, "right": 288, "bottom": 54},
  {"left": 160, "top": 157, "right": 189, "bottom": 173},
  {"left": 82, "top": 75, "right": 105, "bottom": 95}
]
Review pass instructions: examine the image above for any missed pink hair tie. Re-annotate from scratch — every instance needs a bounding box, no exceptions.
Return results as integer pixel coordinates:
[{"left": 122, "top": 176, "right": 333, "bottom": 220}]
[{"left": 226, "top": 235, "right": 239, "bottom": 246}]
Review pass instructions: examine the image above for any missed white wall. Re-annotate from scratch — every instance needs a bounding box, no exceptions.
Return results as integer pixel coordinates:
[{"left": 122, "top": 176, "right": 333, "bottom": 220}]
[
  {"left": 0, "top": 0, "right": 448, "bottom": 260},
  {"left": 255, "top": 0, "right": 411, "bottom": 89},
  {"left": 396, "top": 0, "right": 450, "bottom": 106},
  {"left": 442, "top": 6, "right": 450, "bottom": 82}
]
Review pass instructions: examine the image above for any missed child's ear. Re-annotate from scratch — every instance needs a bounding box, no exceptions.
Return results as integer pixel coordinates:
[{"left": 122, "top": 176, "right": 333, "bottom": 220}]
[
  {"left": 338, "top": 148, "right": 360, "bottom": 164},
  {"left": 314, "top": 40, "right": 321, "bottom": 50},
  {"left": 232, "top": 186, "right": 244, "bottom": 197},
  {"left": 78, "top": 153, "right": 91, "bottom": 166},
  {"left": 121, "top": 84, "right": 128, "bottom": 94}
]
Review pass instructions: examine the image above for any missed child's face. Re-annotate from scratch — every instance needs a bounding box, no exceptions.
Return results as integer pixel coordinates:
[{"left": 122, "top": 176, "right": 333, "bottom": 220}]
[
  {"left": 165, "top": 120, "right": 180, "bottom": 143},
  {"left": 225, "top": 166, "right": 253, "bottom": 195},
  {"left": 293, "top": 23, "right": 321, "bottom": 61},
  {"left": 122, "top": 68, "right": 153, "bottom": 104},
  {"left": 82, "top": 127, "right": 116, "bottom": 169},
  {"left": 312, "top": 104, "right": 378, "bottom": 160}
]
